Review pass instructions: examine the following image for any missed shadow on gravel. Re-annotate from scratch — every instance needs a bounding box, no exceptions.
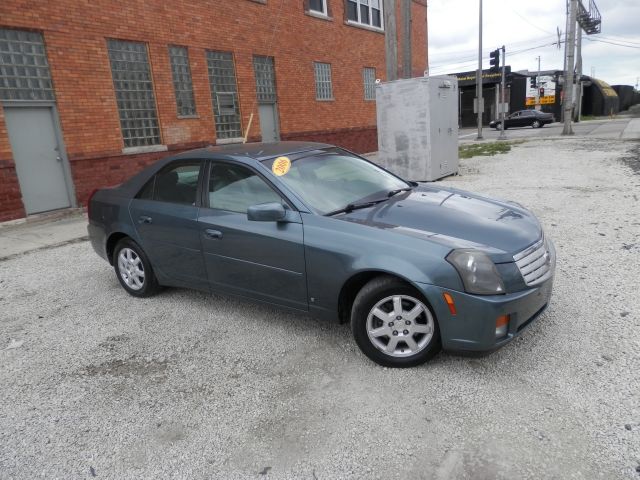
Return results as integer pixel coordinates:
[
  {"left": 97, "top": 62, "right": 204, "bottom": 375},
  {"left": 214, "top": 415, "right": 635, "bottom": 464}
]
[{"left": 621, "top": 141, "right": 640, "bottom": 175}]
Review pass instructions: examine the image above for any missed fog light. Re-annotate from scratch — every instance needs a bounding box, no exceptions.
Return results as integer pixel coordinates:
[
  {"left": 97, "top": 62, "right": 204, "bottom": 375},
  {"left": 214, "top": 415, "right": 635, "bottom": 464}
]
[{"left": 495, "top": 315, "right": 510, "bottom": 338}]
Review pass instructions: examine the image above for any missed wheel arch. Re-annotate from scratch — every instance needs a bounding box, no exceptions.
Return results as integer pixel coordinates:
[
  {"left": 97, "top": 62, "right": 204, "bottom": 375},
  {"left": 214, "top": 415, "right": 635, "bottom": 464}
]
[
  {"left": 337, "top": 270, "right": 430, "bottom": 324},
  {"left": 106, "top": 232, "right": 131, "bottom": 265}
]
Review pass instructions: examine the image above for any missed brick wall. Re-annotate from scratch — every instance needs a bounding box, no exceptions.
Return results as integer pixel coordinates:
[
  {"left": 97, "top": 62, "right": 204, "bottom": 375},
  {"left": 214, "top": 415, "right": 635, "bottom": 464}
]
[{"left": 0, "top": 0, "right": 428, "bottom": 221}]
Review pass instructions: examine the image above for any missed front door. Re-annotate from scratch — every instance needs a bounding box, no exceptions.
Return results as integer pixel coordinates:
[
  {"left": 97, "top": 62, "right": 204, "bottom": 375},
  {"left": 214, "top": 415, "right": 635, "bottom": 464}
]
[
  {"left": 198, "top": 161, "right": 307, "bottom": 310},
  {"left": 4, "top": 107, "right": 72, "bottom": 214},
  {"left": 258, "top": 104, "right": 279, "bottom": 142}
]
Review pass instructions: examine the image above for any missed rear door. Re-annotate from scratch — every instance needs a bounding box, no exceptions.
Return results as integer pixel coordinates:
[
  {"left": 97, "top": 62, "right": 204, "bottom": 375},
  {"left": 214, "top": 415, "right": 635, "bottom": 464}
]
[
  {"left": 129, "top": 160, "right": 208, "bottom": 287},
  {"left": 198, "top": 161, "right": 308, "bottom": 310}
]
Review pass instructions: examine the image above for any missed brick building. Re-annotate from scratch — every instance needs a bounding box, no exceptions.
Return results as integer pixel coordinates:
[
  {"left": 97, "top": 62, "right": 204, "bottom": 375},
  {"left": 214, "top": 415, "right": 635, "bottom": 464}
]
[{"left": 0, "top": 0, "right": 428, "bottom": 221}]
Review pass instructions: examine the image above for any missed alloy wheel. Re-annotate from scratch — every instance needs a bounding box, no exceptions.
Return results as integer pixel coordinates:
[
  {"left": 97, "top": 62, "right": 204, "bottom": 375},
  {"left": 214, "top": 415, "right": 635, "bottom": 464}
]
[
  {"left": 366, "top": 295, "right": 434, "bottom": 357},
  {"left": 117, "top": 247, "right": 145, "bottom": 291}
]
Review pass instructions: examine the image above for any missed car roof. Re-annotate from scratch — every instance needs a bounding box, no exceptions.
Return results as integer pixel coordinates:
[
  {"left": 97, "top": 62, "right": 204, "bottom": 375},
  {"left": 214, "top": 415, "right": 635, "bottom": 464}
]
[{"left": 171, "top": 141, "right": 333, "bottom": 162}]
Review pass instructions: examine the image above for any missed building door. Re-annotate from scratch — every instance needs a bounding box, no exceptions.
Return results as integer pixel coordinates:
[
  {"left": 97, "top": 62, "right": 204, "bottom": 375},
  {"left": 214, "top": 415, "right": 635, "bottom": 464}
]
[
  {"left": 4, "top": 107, "right": 72, "bottom": 214},
  {"left": 258, "top": 104, "right": 279, "bottom": 143},
  {"left": 253, "top": 56, "right": 280, "bottom": 142}
]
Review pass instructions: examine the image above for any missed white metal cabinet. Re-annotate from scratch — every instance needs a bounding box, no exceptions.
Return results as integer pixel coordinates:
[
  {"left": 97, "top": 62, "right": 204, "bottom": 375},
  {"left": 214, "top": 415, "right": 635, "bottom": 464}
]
[{"left": 375, "top": 76, "right": 459, "bottom": 181}]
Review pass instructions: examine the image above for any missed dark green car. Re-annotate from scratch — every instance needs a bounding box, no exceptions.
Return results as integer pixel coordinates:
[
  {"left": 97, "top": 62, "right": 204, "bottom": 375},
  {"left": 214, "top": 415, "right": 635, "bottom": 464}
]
[{"left": 88, "top": 142, "right": 555, "bottom": 367}]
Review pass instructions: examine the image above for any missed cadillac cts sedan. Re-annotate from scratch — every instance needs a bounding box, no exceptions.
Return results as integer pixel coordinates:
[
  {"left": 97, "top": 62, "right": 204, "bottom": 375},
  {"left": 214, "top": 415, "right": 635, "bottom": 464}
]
[{"left": 88, "top": 142, "right": 555, "bottom": 367}]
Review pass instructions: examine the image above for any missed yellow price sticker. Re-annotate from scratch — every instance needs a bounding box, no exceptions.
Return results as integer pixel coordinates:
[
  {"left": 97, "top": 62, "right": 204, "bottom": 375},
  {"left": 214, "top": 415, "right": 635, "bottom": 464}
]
[{"left": 272, "top": 156, "right": 291, "bottom": 176}]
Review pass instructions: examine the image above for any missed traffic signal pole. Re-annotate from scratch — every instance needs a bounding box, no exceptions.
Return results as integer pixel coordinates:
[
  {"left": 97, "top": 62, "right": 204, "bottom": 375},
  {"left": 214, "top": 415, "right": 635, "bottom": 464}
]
[
  {"left": 499, "top": 46, "right": 507, "bottom": 140},
  {"left": 476, "top": 0, "right": 483, "bottom": 141}
]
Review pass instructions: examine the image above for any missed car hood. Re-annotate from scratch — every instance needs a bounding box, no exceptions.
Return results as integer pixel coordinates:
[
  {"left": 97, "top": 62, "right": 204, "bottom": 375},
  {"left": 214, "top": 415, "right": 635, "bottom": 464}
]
[{"left": 337, "top": 184, "right": 542, "bottom": 263}]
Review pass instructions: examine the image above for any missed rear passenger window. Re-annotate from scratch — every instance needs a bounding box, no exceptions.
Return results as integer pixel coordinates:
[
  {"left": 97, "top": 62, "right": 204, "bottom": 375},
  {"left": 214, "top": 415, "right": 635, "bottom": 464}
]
[{"left": 153, "top": 163, "right": 202, "bottom": 205}]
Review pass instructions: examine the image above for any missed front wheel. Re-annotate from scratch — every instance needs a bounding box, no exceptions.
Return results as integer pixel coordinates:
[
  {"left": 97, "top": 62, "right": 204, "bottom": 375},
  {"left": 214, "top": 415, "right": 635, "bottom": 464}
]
[
  {"left": 351, "top": 276, "right": 441, "bottom": 368},
  {"left": 532, "top": 120, "right": 541, "bottom": 128},
  {"left": 113, "top": 238, "right": 161, "bottom": 297}
]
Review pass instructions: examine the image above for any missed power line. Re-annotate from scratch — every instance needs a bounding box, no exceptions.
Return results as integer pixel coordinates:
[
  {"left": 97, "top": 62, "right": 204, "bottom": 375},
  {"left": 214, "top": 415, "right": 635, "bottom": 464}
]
[
  {"left": 598, "top": 35, "right": 640, "bottom": 46},
  {"left": 585, "top": 37, "right": 640, "bottom": 49},
  {"left": 510, "top": 8, "right": 556, "bottom": 36}
]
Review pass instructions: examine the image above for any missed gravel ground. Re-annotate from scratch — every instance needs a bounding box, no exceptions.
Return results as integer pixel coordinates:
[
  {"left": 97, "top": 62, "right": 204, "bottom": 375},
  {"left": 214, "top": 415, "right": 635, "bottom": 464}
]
[{"left": 1, "top": 137, "right": 639, "bottom": 479}]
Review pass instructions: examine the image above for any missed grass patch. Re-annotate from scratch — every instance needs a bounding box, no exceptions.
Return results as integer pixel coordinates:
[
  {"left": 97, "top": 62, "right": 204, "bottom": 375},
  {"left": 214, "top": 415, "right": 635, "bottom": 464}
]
[{"left": 458, "top": 140, "right": 525, "bottom": 159}]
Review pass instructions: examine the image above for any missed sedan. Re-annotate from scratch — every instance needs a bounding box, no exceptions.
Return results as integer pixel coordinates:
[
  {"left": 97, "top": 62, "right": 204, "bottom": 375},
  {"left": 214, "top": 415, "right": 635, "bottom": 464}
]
[
  {"left": 88, "top": 142, "right": 555, "bottom": 367},
  {"left": 490, "top": 110, "right": 555, "bottom": 129}
]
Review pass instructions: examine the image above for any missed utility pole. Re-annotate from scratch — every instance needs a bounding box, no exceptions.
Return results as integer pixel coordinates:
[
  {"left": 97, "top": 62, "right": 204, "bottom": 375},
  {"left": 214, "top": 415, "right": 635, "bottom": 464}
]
[
  {"left": 402, "top": 0, "right": 412, "bottom": 78},
  {"left": 535, "top": 55, "right": 541, "bottom": 109},
  {"left": 575, "top": 28, "right": 583, "bottom": 122},
  {"left": 499, "top": 45, "right": 507, "bottom": 140},
  {"left": 384, "top": 0, "right": 398, "bottom": 81},
  {"left": 476, "top": 0, "right": 483, "bottom": 140},
  {"left": 562, "top": 0, "right": 577, "bottom": 136}
]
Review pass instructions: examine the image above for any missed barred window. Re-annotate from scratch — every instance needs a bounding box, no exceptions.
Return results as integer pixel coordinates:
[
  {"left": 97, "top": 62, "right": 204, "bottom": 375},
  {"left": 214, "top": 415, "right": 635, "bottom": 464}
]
[
  {"left": 206, "top": 51, "right": 242, "bottom": 140},
  {"left": 253, "top": 56, "right": 277, "bottom": 104},
  {"left": 168, "top": 45, "right": 196, "bottom": 117},
  {"left": 346, "top": 0, "right": 383, "bottom": 29},
  {"left": 314, "top": 62, "right": 333, "bottom": 101},
  {"left": 106, "top": 39, "right": 160, "bottom": 148},
  {"left": 0, "top": 28, "right": 54, "bottom": 101},
  {"left": 363, "top": 67, "right": 376, "bottom": 100}
]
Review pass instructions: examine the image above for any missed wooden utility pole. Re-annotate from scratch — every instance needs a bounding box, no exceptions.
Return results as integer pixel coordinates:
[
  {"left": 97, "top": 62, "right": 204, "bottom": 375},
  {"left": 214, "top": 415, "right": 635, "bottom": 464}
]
[
  {"left": 402, "top": 0, "right": 412, "bottom": 78},
  {"left": 575, "top": 28, "right": 583, "bottom": 122},
  {"left": 384, "top": 0, "right": 398, "bottom": 81},
  {"left": 562, "top": 0, "right": 577, "bottom": 135}
]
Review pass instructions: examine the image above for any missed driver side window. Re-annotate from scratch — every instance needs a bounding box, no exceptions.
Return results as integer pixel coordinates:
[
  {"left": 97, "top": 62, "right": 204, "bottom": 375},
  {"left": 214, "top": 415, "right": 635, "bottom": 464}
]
[{"left": 208, "top": 163, "right": 282, "bottom": 213}]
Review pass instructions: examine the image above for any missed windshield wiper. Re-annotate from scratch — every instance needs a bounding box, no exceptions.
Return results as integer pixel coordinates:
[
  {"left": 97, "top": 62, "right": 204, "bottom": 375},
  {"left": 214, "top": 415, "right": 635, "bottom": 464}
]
[
  {"left": 387, "top": 186, "right": 413, "bottom": 198},
  {"left": 324, "top": 199, "right": 388, "bottom": 217}
]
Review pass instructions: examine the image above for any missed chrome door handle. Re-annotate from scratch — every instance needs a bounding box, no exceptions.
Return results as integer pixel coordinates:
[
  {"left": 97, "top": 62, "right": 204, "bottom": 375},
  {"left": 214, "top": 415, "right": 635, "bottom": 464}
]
[
  {"left": 138, "top": 215, "right": 152, "bottom": 224},
  {"left": 204, "top": 229, "right": 223, "bottom": 239},
  {"left": 56, "top": 156, "right": 62, "bottom": 162}
]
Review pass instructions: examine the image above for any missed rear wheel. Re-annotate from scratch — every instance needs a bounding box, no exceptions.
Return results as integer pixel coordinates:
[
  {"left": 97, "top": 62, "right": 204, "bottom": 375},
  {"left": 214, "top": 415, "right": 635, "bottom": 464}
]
[
  {"left": 351, "top": 276, "right": 441, "bottom": 367},
  {"left": 113, "top": 238, "right": 160, "bottom": 297},
  {"left": 532, "top": 119, "right": 541, "bottom": 128}
]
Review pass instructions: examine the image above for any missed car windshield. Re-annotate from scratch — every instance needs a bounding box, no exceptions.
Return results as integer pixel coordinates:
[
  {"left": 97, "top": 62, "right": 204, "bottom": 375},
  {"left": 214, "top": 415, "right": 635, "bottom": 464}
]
[{"left": 261, "top": 149, "right": 410, "bottom": 215}]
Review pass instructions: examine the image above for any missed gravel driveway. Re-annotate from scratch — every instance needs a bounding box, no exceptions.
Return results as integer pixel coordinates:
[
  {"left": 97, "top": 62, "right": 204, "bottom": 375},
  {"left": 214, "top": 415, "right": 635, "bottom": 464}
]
[{"left": 1, "top": 137, "right": 639, "bottom": 479}]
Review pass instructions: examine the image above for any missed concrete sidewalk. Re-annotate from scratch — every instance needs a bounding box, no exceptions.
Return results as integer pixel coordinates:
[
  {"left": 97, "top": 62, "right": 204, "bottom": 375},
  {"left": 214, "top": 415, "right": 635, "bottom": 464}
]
[
  {"left": 0, "top": 210, "right": 88, "bottom": 260},
  {"left": 621, "top": 117, "right": 640, "bottom": 140}
]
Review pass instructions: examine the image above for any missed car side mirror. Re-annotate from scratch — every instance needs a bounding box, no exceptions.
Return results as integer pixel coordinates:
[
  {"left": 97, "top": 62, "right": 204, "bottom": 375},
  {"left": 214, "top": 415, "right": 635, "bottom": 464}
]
[{"left": 247, "top": 202, "right": 287, "bottom": 222}]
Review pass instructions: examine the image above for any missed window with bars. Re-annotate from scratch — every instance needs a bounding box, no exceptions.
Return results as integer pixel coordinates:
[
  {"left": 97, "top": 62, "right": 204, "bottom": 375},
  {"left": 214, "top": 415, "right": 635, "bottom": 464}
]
[
  {"left": 363, "top": 67, "right": 376, "bottom": 101},
  {"left": 168, "top": 45, "right": 196, "bottom": 117},
  {"left": 206, "top": 51, "right": 242, "bottom": 140},
  {"left": 314, "top": 62, "right": 333, "bottom": 101},
  {"left": 0, "top": 28, "right": 54, "bottom": 101},
  {"left": 346, "top": 0, "right": 383, "bottom": 29},
  {"left": 106, "top": 39, "right": 160, "bottom": 148},
  {"left": 253, "top": 56, "right": 277, "bottom": 104}
]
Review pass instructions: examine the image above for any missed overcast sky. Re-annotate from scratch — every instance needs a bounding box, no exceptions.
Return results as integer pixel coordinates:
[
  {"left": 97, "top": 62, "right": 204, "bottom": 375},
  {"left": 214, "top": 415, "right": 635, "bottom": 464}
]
[{"left": 427, "top": 0, "right": 640, "bottom": 87}]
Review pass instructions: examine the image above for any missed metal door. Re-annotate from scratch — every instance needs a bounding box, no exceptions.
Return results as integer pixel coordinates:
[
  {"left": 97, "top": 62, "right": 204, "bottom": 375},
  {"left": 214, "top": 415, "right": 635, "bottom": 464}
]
[
  {"left": 4, "top": 107, "right": 72, "bottom": 214},
  {"left": 258, "top": 103, "right": 279, "bottom": 142}
]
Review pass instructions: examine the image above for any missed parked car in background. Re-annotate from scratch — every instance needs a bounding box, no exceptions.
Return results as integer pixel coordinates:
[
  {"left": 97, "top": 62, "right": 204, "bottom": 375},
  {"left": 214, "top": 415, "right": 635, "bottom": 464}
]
[
  {"left": 87, "top": 142, "right": 555, "bottom": 368},
  {"left": 490, "top": 110, "right": 555, "bottom": 129}
]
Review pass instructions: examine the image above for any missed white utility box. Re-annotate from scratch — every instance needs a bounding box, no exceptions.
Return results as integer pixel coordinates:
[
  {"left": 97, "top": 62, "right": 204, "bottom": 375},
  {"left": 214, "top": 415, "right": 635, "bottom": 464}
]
[{"left": 375, "top": 75, "right": 459, "bottom": 181}]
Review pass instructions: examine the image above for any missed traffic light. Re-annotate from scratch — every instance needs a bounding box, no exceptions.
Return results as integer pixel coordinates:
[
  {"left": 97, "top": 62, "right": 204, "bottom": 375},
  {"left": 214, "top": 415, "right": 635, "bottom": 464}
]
[
  {"left": 531, "top": 75, "right": 537, "bottom": 88},
  {"left": 539, "top": 87, "right": 545, "bottom": 97},
  {"left": 489, "top": 49, "right": 500, "bottom": 72}
]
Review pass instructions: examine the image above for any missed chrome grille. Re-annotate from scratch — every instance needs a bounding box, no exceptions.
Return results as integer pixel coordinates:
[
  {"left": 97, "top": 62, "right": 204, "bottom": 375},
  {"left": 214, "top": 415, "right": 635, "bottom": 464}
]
[{"left": 514, "top": 237, "right": 553, "bottom": 286}]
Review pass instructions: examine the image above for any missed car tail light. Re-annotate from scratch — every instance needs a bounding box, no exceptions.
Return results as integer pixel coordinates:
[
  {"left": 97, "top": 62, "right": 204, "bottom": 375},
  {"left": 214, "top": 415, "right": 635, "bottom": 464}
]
[
  {"left": 495, "top": 315, "right": 510, "bottom": 338},
  {"left": 86, "top": 188, "right": 99, "bottom": 219}
]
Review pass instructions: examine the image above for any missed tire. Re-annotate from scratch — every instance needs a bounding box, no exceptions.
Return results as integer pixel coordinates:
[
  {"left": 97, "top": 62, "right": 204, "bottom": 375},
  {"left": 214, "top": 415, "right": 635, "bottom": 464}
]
[
  {"left": 351, "top": 276, "right": 441, "bottom": 368},
  {"left": 532, "top": 120, "right": 541, "bottom": 128},
  {"left": 113, "top": 237, "right": 161, "bottom": 297},
  {"left": 494, "top": 123, "right": 501, "bottom": 130}
]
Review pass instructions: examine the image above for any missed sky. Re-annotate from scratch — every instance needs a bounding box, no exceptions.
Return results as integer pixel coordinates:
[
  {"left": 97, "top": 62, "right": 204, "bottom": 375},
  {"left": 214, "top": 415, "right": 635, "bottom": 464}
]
[{"left": 427, "top": 0, "right": 640, "bottom": 87}]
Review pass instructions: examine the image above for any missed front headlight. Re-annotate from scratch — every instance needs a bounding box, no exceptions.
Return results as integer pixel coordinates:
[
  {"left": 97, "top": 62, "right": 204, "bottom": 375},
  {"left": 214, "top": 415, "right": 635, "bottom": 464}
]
[{"left": 446, "top": 249, "right": 505, "bottom": 295}]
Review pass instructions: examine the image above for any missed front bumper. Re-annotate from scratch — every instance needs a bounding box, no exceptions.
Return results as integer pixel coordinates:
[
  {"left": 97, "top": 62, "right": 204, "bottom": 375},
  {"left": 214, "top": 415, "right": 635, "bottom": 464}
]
[{"left": 416, "top": 273, "right": 554, "bottom": 353}]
